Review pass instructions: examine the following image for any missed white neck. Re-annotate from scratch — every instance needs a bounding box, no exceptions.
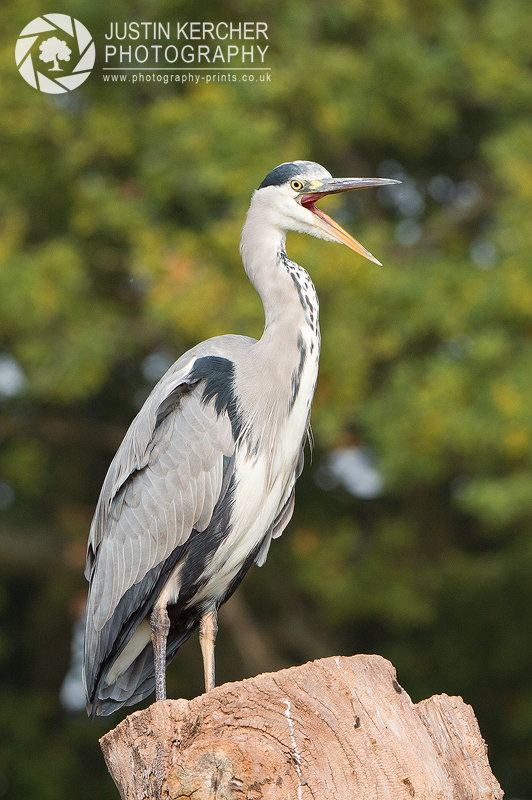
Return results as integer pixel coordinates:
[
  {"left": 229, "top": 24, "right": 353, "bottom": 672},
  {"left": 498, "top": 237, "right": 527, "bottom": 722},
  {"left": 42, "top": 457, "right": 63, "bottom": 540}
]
[
  {"left": 236, "top": 191, "right": 321, "bottom": 468},
  {"left": 240, "top": 191, "right": 307, "bottom": 336}
]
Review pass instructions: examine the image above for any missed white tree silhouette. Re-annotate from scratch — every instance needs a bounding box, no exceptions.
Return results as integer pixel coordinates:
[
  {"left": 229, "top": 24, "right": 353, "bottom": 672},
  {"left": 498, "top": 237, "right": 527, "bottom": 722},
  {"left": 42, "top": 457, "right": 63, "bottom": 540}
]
[{"left": 39, "top": 36, "right": 71, "bottom": 72}]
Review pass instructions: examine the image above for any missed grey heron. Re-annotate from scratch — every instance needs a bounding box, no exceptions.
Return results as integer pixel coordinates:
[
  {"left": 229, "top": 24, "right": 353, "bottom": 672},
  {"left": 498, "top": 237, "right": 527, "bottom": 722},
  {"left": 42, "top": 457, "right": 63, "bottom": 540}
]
[{"left": 83, "top": 161, "right": 399, "bottom": 716}]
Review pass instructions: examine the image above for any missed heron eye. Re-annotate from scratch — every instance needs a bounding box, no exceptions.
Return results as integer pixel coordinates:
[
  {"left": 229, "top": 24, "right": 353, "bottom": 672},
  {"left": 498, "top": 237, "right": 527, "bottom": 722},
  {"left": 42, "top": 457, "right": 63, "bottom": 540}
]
[{"left": 290, "top": 180, "right": 304, "bottom": 191}]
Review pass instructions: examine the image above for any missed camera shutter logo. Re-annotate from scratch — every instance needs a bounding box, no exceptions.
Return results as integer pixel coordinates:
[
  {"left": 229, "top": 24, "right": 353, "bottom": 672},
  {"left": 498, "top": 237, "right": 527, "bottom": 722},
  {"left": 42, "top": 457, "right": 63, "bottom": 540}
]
[{"left": 16, "top": 14, "right": 95, "bottom": 94}]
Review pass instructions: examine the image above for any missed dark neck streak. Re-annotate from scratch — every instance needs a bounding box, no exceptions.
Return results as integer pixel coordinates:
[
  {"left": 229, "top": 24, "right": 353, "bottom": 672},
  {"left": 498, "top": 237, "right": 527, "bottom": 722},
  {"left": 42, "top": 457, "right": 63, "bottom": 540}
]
[{"left": 278, "top": 247, "right": 320, "bottom": 339}]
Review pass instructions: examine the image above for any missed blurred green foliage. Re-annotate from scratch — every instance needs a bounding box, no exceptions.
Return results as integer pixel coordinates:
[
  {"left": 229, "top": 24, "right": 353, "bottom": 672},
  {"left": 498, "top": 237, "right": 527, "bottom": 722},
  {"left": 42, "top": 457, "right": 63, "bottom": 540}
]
[{"left": 1, "top": 0, "right": 532, "bottom": 796}]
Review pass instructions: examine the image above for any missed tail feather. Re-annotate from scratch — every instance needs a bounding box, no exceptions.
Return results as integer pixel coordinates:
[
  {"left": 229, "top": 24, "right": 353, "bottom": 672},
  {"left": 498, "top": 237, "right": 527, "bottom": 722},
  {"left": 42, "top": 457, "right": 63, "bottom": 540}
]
[{"left": 90, "top": 626, "right": 196, "bottom": 717}]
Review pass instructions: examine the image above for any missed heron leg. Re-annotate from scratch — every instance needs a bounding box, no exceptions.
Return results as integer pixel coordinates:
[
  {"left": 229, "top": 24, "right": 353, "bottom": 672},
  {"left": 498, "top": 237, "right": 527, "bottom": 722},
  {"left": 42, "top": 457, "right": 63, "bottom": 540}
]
[
  {"left": 199, "top": 608, "right": 218, "bottom": 692},
  {"left": 150, "top": 602, "right": 170, "bottom": 702}
]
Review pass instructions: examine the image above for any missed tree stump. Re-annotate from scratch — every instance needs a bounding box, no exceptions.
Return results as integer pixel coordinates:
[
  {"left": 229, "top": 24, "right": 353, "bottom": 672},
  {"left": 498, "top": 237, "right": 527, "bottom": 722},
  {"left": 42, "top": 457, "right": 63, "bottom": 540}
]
[{"left": 99, "top": 654, "right": 503, "bottom": 800}]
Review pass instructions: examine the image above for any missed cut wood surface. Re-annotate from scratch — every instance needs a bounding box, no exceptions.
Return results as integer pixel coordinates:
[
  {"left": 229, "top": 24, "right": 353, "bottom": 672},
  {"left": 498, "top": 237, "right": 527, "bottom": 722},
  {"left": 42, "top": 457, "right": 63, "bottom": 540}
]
[{"left": 100, "top": 654, "right": 503, "bottom": 800}]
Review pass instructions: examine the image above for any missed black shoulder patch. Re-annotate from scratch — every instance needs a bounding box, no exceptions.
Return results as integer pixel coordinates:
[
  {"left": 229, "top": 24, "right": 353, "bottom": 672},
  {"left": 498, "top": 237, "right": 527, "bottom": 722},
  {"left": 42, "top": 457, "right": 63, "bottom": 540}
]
[
  {"left": 189, "top": 356, "right": 243, "bottom": 439},
  {"left": 259, "top": 162, "right": 305, "bottom": 189}
]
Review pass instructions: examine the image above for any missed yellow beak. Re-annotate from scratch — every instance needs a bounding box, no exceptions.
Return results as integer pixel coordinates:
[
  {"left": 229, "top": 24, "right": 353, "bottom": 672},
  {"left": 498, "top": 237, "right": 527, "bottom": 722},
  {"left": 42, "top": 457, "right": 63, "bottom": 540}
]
[{"left": 301, "top": 177, "right": 400, "bottom": 265}]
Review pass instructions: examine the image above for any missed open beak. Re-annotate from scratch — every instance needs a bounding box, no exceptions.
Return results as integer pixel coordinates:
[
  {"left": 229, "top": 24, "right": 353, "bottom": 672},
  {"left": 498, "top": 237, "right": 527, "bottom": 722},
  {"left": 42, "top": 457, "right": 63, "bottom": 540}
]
[{"left": 300, "top": 177, "right": 400, "bottom": 265}]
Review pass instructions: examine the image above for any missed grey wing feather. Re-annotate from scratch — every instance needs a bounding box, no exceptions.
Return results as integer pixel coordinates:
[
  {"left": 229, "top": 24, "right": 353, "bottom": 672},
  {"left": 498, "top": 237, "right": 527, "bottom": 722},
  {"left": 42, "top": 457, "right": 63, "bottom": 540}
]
[
  {"left": 85, "top": 336, "right": 251, "bottom": 578},
  {"left": 85, "top": 354, "right": 234, "bottom": 634}
]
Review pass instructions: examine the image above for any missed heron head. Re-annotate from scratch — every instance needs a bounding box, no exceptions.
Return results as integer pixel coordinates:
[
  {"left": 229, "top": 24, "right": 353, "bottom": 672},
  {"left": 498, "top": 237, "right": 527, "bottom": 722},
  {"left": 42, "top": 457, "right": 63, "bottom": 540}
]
[{"left": 255, "top": 160, "right": 400, "bottom": 265}]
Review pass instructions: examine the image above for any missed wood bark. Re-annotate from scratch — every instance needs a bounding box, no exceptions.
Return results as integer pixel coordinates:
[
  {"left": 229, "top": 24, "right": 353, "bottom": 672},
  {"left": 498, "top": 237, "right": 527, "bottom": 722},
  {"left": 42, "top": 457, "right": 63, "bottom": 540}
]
[{"left": 99, "top": 654, "right": 503, "bottom": 800}]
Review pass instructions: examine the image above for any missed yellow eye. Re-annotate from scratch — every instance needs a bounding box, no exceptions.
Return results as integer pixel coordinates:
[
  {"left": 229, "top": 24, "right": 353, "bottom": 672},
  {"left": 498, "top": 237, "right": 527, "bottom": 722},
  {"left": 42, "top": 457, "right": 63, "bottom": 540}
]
[{"left": 290, "top": 179, "right": 304, "bottom": 192}]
